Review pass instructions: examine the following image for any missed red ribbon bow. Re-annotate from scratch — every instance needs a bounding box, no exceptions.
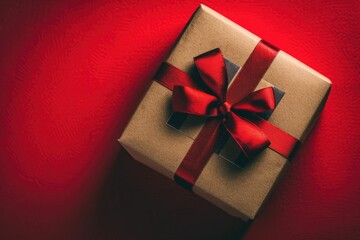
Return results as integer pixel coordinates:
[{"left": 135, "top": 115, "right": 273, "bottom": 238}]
[
  {"left": 172, "top": 48, "right": 276, "bottom": 160},
  {"left": 156, "top": 42, "right": 299, "bottom": 188}
]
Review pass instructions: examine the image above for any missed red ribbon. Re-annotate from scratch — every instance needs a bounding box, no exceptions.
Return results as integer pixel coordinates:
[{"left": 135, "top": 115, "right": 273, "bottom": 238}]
[
  {"left": 155, "top": 40, "right": 299, "bottom": 190},
  {"left": 172, "top": 49, "right": 275, "bottom": 159}
]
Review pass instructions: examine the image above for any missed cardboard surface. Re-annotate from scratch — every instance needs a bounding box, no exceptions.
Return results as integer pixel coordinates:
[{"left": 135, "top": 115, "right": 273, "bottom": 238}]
[{"left": 119, "top": 5, "right": 331, "bottom": 219}]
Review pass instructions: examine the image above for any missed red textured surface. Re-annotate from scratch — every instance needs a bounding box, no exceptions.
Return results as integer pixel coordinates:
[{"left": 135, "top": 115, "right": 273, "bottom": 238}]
[{"left": 0, "top": 1, "right": 359, "bottom": 239}]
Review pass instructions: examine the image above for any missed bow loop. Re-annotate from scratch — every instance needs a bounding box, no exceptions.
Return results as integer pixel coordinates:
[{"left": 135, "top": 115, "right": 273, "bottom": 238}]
[
  {"left": 173, "top": 86, "right": 220, "bottom": 117},
  {"left": 194, "top": 48, "right": 228, "bottom": 102},
  {"left": 231, "top": 87, "right": 276, "bottom": 114}
]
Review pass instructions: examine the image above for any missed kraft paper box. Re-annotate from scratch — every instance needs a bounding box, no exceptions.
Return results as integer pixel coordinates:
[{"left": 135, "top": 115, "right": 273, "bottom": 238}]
[{"left": 119, "top": 5, "right": 331, "bottom": 220}]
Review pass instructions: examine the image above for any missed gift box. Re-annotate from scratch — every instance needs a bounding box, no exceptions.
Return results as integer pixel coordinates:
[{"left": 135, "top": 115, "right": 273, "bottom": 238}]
[{"left": 119, "top": 5, "right": 331, "bottom": 220}]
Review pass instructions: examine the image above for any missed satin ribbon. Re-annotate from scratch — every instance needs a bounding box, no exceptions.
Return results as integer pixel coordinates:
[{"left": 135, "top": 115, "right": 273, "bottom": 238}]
[
  {"left": 172, "top": 49, "right": 276, "bottom": 160},
  {"left": 155, "top": 40, "right": 299, "bottom": 189}
]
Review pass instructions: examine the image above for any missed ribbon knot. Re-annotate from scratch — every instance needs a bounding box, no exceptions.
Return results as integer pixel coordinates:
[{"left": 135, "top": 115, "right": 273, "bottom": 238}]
[
  {"left": 172, "top": 48, "right": 277, "bottom": 160},
  {"left": 218, "top": 101, "right": 231, "bottom": 117}
]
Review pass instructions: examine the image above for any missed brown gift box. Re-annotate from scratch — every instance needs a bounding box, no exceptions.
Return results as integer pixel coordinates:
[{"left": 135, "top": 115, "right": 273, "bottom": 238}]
[{"left": 119, "top": 5, "right": 331, "bottom": 220}]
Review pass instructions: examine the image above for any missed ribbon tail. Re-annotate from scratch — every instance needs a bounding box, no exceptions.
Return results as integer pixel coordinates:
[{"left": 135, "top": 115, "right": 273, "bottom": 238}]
[
  {"left": 223, "top": 112, "right": 270, "bottom": 161},
  {"left": 242, "top": 113, "right": 300, "bottom": 159}
]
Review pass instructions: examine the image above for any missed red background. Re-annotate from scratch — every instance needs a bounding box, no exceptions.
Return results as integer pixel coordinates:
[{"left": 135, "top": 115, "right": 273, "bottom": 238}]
[{"left": 1, "top": 1, "right": 359, "bottom": 239}]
